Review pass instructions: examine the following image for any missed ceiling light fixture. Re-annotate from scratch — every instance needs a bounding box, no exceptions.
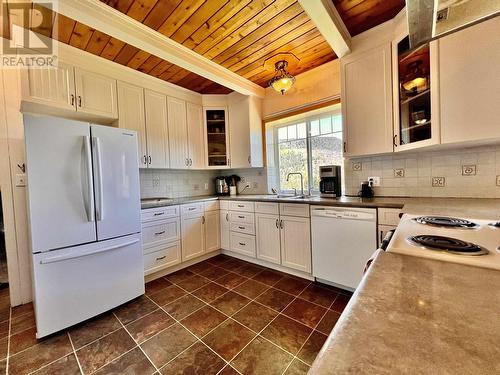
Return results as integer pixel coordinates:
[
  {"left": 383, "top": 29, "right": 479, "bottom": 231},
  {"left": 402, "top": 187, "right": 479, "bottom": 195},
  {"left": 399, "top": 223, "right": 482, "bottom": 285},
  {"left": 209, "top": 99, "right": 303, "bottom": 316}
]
[{"left": 269, "top": 60, "right": 296, "bottom": 95}]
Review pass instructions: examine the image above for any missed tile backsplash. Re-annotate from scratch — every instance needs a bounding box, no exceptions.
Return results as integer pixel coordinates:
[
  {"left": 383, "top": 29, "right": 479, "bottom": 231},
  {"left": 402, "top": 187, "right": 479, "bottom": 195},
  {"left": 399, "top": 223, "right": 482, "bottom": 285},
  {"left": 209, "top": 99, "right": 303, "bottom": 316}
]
[
  {"left": 139, "top": 168, "right": 268, "bottom": 198},
  {"left": 345, "top": 144, "right": 500, "bottom": 198}
]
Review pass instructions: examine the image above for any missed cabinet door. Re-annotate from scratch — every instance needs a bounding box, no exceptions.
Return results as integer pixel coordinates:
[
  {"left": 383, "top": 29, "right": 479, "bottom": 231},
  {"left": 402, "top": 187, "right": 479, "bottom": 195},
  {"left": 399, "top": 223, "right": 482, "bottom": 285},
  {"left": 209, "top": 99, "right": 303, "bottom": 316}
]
[
  {"left": 186, "top": 102, "right": 205, "bottom": 169},
  {"left": 204, "top": 211, "right": 220, "bottom": 253},
  {"left": 117, "top": 82, "right": 147, "bottom": 167},
  {"left": 181, "top": 215, "right": 205, "bottom": 261},
  {"left": 280, "top": 216, "right": 311, "bottom": 273},
  {"left": 220, "top": 210, "right": 230, "bottom": 250},
  {"left": 145, "top": 90, "right": 169, "bottom": 168},
  {"left": 255, "top": 213, "right": 280, "bottom": 264},
  {"left": 439, "top": 17, "right": 500, "bottom": 144},
  {"left": 74, "top": 67, "right": 118, "bottom": 118},
  {"left": 229, "top": 96, "right": 263, "bottom": 168},
  {"left": 24, "top": 62, "right": 75, "bottom": 110},
  {"left": 168, "top": 97, "right": 189, "bottom": 169},
  {"left": 342, "top": 43, "right": 393, "bottom": 157},
  {"left": 204, "top": 107, "right": 230, "bottom": 168}
]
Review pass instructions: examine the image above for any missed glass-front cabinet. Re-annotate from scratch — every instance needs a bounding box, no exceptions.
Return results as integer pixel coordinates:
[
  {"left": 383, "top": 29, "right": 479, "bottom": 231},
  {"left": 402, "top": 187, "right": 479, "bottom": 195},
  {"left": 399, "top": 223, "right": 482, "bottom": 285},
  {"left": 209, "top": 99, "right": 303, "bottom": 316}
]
[
  {"left": 204, "top": 107, "right": 230, "bottom": 168},
  {"left": 392, "top": 34, "right": 439, "bottom": 151}
]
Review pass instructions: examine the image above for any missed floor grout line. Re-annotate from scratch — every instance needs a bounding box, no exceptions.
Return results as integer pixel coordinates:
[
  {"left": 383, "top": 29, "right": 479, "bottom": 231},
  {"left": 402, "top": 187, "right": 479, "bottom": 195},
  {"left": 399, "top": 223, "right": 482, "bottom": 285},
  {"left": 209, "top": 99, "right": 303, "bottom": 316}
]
[
  {"left": 5, "top": 304, "right": 12, "bottom": 374},
  {"left": 112, "top": 311, "right": 161, "bottom": 375},
  {"left": 67, "top": 332, "right": 85, "bottom": 375}
]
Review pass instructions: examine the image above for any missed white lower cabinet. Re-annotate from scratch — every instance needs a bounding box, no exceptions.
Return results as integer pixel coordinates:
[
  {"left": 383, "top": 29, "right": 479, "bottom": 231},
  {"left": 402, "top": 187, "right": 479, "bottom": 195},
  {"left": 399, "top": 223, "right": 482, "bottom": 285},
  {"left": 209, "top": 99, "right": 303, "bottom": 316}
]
[
  {"left": 230, "top": 232, "right": 256, "bottom": 257},
  {"left": 255, "top": 213, "right": 281, "bottom": 264},
  {"left": 143, "top": 242, "right": 181, "bottom": 275},
  {"left": 181, "top": 215, "right": 205, "bottom": 261},
  {"left": 205, "top": 210, "right": 220, "bottom": 252},
  {"left": 280, "top": 216, "right": 312, "bottom": 273},
  {"left": 141, "top": 206, "right": 181, "bottom": 276},
  {"left": 220, "top": 209, "right": 230, "bottom": 250}
]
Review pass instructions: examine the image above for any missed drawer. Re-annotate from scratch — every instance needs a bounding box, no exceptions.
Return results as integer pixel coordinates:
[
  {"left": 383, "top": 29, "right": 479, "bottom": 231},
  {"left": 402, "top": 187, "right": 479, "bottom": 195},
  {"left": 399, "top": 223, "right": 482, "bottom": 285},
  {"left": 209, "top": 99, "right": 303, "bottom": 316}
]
[
  {"left": 279, "top": 203, "right": 310, "bottom": 218},
  {"left": 230, "top": 222, "right": 255, "bottom": 235},
  {"left": 229, "top": 211, "right": 255, "bottom": 224},
  {"left": 144, "top": 241, "right": 181, "bottom": 275},
  {"left": 219, "top": 200, "right": 229, "bottom": 210},
  {"left": 378, "top": 208, "right": 402, "bottom": 226},
  {"left": 204, "top": 200, "right": 220, "bottom": 212},
  {"left": 142, "top": 217, "right": 180, "bottom": 248},
  {"left": 230, "top": 232, "right": 256, "bottom": 257},
  {"left": 181, "top": 203, "right": 204, "bottom": 217},
  {"left": 255, "top": 202, "right": 279, "bottom": 215},
  {"left": 141, "top": 205, "right": 179, "bottom": 222},
  {"left": 229, "top": 201, "right": 255, "bottom": 212}
]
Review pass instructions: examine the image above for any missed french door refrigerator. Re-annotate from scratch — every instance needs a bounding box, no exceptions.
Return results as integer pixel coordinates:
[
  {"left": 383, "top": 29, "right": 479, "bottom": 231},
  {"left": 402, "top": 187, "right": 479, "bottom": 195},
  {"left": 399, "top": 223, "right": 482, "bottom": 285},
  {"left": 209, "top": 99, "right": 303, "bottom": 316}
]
[{"left": 24, "top": 114, "right": 144, "bottom": 338}]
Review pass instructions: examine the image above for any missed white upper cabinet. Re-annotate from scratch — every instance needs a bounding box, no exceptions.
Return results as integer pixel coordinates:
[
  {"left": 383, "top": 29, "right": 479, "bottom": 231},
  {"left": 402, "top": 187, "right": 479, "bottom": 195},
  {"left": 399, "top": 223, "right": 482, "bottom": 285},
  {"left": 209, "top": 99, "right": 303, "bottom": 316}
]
[
  {"left": 204, "top": 107, "right": 230, "bottom": 168},
  {"left": 74, "top": 67, "right": 118, "bottom": 119},
  {"left": 439, "top": 17, "right": 500, "bottom": 145},
  {"left": 117, "top": 82, "right": 147, "bottom": 167},
  {"left": 228, "top": 94, "right": 264, "bottom": 168},
  {"left": 23, "top": 62, "right": 75, "bottom": 111},
  {"left": 392, "top": 34, "right": 440, "bottom": 151},
  {"left": 168, "top": 97, "right": 189, "bottom": 169},
  {"left": 145, "top": 90, "right": 169, "bottom": 169},
  {"left": 186, "top": 103, "right": 205, "bottom": 169},
  {"left": 341, "top": 43, "right": 394, "bottom": 157}
]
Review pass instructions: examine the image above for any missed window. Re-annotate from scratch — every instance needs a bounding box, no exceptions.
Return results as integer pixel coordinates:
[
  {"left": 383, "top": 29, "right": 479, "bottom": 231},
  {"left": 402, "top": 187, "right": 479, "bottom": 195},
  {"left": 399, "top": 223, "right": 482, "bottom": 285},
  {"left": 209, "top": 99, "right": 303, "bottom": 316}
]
[{"left": 272, "top": 109, "right": 343, "bottom": 194}]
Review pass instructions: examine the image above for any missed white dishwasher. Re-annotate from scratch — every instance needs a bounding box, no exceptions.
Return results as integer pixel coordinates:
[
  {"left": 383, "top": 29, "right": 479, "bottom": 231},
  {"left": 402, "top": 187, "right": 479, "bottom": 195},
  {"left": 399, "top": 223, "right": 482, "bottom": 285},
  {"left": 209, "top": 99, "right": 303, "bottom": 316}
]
[{"left": 311, "top": 206, "right": 377, "bottom": 290}]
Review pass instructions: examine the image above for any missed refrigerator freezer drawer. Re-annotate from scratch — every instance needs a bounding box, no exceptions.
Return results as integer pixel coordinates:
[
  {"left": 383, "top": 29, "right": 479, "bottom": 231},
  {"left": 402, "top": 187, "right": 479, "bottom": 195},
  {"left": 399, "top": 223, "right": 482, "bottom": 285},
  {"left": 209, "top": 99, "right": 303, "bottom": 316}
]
[{"left": 32, "top": 234, "right": 144, "bottom": 338}]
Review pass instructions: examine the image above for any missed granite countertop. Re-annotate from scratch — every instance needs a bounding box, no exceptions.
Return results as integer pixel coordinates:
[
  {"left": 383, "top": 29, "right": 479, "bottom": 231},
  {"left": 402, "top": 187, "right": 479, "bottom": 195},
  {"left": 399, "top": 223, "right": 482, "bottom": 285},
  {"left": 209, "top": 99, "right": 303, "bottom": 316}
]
[
  {"left": 141, "top": 194, "right": 500, "bottom": 219},
  {"left": 309, "top": 251, "right": 500, "bottom": 374}
]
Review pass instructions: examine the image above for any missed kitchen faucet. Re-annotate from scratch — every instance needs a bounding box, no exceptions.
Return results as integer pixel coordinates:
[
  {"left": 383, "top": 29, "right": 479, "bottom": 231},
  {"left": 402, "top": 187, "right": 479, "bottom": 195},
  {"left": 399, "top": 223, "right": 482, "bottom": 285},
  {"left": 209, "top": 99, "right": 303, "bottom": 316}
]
[{"left": 286, "top": 172, "right": 305, "bottom": 197}]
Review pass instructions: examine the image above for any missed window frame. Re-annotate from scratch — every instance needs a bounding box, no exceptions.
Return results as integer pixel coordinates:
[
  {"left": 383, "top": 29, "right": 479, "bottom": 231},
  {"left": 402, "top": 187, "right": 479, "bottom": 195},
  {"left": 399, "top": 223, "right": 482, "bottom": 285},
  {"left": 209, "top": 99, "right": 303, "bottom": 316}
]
[{"left": 272, "top": 110, "right": 343, "bottom": 195}]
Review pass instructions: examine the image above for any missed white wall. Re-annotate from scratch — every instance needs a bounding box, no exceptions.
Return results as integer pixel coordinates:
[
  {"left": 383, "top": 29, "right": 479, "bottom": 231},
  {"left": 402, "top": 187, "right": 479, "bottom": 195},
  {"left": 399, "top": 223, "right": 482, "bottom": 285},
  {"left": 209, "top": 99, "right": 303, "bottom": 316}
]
[{"left": 262, "top": 60, "right": 340, "bottom": 119}]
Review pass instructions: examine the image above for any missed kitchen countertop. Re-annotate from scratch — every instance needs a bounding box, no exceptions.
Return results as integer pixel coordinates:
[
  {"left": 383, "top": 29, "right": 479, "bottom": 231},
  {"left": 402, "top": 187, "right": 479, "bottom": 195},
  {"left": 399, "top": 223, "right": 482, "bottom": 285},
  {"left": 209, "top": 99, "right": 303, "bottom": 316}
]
[
  {"left": 309, "top": 251, "right": 500, "bottom": 374},
  {"left": 140, "top": 195, "right": 218, "bottom": 209},
  {"left": 141, "top": 194, "right": 500, "bottom": 219}
]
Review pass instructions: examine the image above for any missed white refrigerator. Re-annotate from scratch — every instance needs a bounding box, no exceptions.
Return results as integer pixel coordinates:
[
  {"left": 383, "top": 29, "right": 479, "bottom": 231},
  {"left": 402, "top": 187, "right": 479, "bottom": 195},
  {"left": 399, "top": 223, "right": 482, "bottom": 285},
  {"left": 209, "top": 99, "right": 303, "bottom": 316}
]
[{"left": 24, "top": 114, "right": 144, "bottom": 338}]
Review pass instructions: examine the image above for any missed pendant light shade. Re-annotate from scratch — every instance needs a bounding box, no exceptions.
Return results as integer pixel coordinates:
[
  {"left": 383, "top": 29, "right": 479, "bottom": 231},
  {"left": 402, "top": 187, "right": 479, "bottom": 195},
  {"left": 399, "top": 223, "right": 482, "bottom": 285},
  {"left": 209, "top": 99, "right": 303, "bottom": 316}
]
[{"left": 269, "top": 60, "right": 296, "bottom": 95}]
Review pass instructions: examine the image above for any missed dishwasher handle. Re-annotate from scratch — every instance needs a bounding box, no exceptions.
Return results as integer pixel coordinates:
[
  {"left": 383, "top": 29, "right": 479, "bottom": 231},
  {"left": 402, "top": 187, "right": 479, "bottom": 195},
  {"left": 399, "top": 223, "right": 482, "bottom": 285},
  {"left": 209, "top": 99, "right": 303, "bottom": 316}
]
[{"left": 311, "top": 208, "right": 376, "bottom": 221}]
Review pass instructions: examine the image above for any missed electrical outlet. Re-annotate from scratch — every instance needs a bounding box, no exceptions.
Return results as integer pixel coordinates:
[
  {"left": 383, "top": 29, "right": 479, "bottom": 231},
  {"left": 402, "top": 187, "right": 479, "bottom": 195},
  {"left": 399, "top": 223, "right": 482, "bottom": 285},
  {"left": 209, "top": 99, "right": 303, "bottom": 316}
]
[
  {"left": 241, "top": 177, "right": 246, "bottom": 183},
  {"left": 368, "top": 177, "right": 380, "bottom": 186},
  {"left": 496, "top": 176, "right": 500, "bottom": 187},
  {"left": 432, "top": 177, "right": 446, "bottom": 187},
  {"left": 15, "top": 173, "right": 26, "bottom": 187},
  {"left": 152, "top": 175, "right": 160, "bottom": 187},
  {"left": 204, "top": 182, "right": 209, "bottom": 190}
]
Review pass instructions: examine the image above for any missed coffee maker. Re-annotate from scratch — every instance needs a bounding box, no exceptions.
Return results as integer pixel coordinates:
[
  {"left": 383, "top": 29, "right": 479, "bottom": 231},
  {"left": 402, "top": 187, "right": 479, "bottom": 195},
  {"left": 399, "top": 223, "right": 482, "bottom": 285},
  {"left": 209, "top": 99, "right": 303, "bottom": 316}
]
[
  {"left": 215, "top": 177, "right": 229, "bottom": 196},
  {"left": 319, "top": 165, "right": 342, "bottom": 198}
]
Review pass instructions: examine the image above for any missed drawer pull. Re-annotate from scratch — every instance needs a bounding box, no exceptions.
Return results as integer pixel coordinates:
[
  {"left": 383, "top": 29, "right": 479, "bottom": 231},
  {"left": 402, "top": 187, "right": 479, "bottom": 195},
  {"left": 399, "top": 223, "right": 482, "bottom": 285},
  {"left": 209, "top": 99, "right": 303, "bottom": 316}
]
[
  {"left": 155, "top": 256, "right": 166, "bottom": 261},
  {"left": 153, "top": 212, "right": 164, "bottom": 216},
  {"left": 238, "top": 242, "right": 246, "bottom": 246},
  {"left": 237, "top": 204, "right": 244, "bottom": 208},
  {"left": 154, "top": 231, "right": 165, "bottom": 236},
  {"left": 188, "top": 207, "right": 196, "bottom": 211},
  {"left": 238, "top": 226, "right": 245, "bottom": 230},
  {"left": 238, "top": 215, "right": 245, "bottom": 219}
]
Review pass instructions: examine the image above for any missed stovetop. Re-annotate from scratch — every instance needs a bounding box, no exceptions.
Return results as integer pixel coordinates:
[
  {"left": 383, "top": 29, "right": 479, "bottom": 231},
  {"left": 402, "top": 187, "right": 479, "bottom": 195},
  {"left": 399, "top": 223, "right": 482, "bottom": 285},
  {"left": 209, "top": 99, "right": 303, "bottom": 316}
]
[{"left": 387, "top": 214, "right": 500, "bottom": 270}]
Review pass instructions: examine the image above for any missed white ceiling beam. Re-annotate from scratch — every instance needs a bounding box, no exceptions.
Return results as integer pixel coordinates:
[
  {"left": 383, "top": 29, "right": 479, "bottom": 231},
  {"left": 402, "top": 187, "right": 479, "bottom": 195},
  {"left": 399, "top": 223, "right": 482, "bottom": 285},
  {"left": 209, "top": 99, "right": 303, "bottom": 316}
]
[
  {"left": 45, "top": 0, "right": 266, "bottom": 97},
  {"left": 298, "top": 0, "right": 351, "bottom": 58}
]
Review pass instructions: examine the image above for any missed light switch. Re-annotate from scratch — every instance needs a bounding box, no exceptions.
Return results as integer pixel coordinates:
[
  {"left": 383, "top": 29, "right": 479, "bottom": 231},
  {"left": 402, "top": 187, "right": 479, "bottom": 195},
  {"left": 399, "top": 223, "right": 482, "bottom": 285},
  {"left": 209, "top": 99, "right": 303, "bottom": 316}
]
[{"left": 15, "top": 173, "right": 26, "bottom": 187}]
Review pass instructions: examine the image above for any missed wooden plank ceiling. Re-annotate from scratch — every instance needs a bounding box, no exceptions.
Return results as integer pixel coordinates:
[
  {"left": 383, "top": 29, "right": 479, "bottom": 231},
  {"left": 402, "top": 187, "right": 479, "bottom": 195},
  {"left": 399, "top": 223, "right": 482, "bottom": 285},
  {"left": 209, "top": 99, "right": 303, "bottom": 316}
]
[
  {"left": 95, "top": 0, "right": 337, "bottom": 92},
  {"left": 332, "top": 0, "right": 406, "bottom": 36}
]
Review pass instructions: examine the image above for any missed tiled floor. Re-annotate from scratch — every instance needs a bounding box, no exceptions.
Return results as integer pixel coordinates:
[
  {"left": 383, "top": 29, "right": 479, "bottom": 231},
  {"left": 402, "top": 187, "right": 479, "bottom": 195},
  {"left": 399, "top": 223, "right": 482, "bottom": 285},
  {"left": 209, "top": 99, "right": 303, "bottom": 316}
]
[{"left": 0, "top": 255, "right": 352, "bottom": 375}]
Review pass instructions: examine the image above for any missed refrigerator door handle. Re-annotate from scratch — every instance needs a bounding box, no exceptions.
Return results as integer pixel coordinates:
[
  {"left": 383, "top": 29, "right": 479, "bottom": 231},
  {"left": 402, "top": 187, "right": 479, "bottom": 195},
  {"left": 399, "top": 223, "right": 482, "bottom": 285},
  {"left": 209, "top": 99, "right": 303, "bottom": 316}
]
[
  {"left": 93, "top": 136, "right": 104, "bottom": 221},
  {"left": 83, "top": 136, "right": 95, "bottom": 222},
  {"left": 39, "top": 238, "right": 140, "bottom": 264}
]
